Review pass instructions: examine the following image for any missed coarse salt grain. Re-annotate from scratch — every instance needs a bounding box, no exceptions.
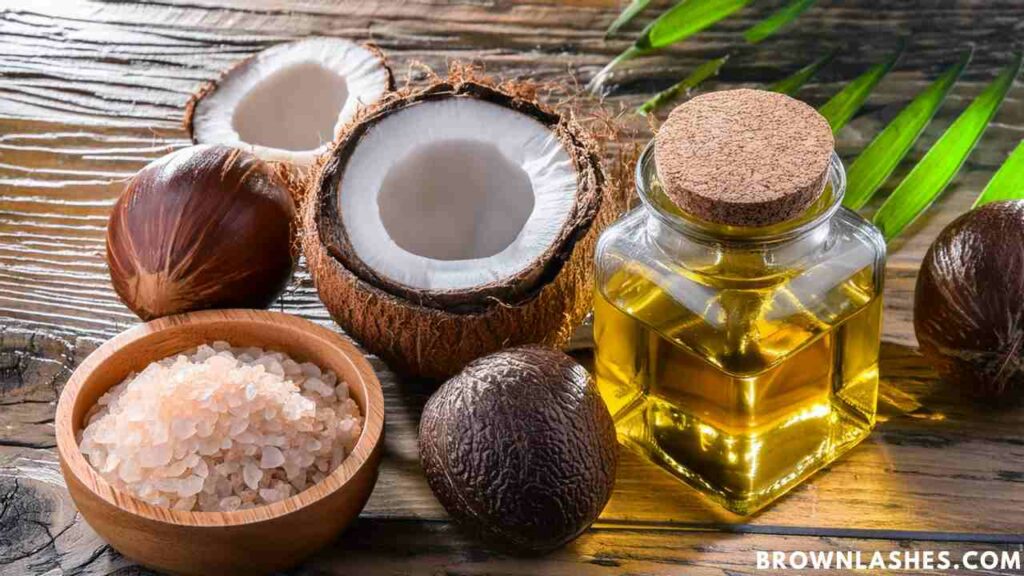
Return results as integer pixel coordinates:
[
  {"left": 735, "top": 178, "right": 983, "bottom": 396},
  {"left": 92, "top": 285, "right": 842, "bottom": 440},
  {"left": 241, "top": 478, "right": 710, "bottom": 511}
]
[{"left": 77, "top": 342, "right": 363, "bottom": 512}]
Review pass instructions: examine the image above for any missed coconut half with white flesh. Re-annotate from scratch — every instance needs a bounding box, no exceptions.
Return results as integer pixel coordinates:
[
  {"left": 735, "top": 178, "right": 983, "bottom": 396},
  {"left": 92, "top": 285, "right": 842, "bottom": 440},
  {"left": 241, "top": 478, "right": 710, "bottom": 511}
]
[
  {"left": 185, "top": 37, "right": 392, "bottom": 171},
  {"left": 303, "top": 79, "right": 615, "bottom": 378}
]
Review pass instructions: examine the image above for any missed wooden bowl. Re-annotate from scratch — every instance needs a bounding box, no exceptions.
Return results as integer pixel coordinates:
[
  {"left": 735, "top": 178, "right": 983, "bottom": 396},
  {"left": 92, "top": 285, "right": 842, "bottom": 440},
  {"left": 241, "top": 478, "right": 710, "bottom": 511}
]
[{"left": 55, "top": 309, "right": 385, "bottom": 576}]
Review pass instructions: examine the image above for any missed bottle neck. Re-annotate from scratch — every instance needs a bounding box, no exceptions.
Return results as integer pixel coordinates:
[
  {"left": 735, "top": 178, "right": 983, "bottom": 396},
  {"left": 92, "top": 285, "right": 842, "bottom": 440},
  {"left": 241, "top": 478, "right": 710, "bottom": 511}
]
[{"left": 636, "top": 141, "right": 846, "bottom": 251}]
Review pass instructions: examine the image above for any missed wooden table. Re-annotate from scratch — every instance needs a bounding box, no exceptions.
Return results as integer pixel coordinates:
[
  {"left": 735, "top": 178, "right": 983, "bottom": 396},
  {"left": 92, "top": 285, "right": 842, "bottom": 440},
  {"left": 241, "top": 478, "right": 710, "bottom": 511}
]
[{"left": 1, "top": 1, "right": 1023, "bottom": 574}]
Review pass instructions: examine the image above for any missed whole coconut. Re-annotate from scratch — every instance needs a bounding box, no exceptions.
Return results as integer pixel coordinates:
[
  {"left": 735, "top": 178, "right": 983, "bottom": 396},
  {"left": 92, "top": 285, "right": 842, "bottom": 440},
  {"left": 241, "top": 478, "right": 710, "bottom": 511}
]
[
  {"left": 418, "top": 346, "right": 618, "bottom": 554},
  {"left": 915, "top": 200, "right": 1024, "bottom": 403}
]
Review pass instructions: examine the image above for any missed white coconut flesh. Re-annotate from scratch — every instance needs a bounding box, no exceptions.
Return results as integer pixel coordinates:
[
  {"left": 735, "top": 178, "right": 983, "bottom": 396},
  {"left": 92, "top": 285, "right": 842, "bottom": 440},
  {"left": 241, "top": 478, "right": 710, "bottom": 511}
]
[
  {"left": 340, "top": 97, "right": 579, "bottom": 293},
  {"left": 191, "top": 37, "right": 389, "bottom": 166}
]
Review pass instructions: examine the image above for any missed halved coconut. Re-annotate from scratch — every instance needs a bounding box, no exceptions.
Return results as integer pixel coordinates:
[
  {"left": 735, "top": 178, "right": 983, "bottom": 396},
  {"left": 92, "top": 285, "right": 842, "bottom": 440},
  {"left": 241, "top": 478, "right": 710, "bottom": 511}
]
[
  {"left": 185, "top": 37, "right": 392, "bottom": 169},
  {"left": 304, "top": 79, "right": 616, "bottom": 378}
]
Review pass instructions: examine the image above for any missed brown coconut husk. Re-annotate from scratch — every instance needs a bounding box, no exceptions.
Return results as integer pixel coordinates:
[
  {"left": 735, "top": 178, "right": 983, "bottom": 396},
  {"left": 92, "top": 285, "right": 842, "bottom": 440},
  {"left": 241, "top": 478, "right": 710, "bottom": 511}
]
[{"left": 302, "top": 64, "right": 634, "bottom": 379}]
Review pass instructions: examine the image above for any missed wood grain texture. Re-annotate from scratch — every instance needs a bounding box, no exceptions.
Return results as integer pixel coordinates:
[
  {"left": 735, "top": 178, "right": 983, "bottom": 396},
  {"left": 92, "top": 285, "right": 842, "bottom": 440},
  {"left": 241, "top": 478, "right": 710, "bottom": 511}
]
[
  {"left": 7, "top": 448, "right": 1022, "bottom": 576},
  {"left": 1, "top": 0, "right": 1023, "bottom": 574}
]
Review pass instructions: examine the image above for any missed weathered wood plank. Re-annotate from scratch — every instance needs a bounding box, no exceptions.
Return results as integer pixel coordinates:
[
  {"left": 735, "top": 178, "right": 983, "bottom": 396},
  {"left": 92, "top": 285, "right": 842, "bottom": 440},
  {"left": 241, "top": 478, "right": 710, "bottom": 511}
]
[
  {"left": 0, "top": 447, "right": 139, "bottom": 576},
  {"left": 4, "top": 447, "right": 1022, "bottom": 576},
  {"left": 305, "top": 519, "right": 1024, "bottom": 576}
]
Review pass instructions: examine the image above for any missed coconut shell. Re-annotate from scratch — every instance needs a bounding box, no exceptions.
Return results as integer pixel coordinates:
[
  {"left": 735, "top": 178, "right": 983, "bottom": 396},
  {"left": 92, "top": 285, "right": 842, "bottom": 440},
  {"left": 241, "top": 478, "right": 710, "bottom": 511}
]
[
  {"left": 183, "top": 41, "right": 394, "bottom": 208},
  {"left": 915, "top": 200, "right": 1024, "bottom": 404},
  {"left": 302, "top": 78, "right": 620, "bottom": 379},
  {"left": 317, "top": 81, "right": 605, "bottom": 311},
  {"left": 418, "top": 346, "right": 618, "bottom": 554}
]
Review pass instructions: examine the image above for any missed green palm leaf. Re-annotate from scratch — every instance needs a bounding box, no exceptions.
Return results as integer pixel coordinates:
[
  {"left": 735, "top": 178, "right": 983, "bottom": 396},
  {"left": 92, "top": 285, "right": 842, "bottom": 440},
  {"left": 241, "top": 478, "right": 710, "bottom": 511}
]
[
  {"left": 630, "top": 0, "right": 823, "bottom": 112},
  {"left": 768, "top": 50, "right": 836, "bottom": 95},
  {"left": 589, "top": 0, "right": 750, "bottom": 91},
  {"left": 744, "top": 0, "right": 818, "bottom": 44},
  {"left": 637, "top": 55, "right": 730, "bottom": 114},
  {"left": 819, "top": 44, "right": 904, "bottom": 133},
  {"left": 605, "top": 0, "right": 655, "bottom": 37},
  {"left": 844, "top": 48, "right": 973, "bottom": 210},
  {"left": 637, "top": 0, "right": 751, "bottom": 51},
  {"left": 873, "top": 51, "right": 1023, "bottom": 241},
  {"left": 973, "top": 141, "right": 1024, "bottom": 208}
]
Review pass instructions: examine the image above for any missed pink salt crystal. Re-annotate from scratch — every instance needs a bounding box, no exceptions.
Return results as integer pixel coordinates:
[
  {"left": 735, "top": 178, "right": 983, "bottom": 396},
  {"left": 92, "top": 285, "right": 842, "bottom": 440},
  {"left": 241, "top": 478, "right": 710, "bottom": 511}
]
[
  {"left": 335, "top": 383, "right": 349, "bottom": 400},
  {"left": 94, "top": 427, "right": 115, "bottom": 445},
  {"left": 219, "top": 477, "right": 234, "bottom": 495},
  {"left": 202, "top": 478, "right": 218, "bottom": 495},
  {"left": 79, "top": 343, "right": 362, "bottom": 512},
  {"left": 300, "top": 362, "right": 321, "bottom": 378},
  {"left": 198, "top": 438, "right": 220, "bottom": 456},
  {"left": 139, "top": 438, "right": 173, "bottom": 467},
  {"left": 193, "top": 346, "right": 216, "bottom": 362},
  {"left": 175, "top": 450, "right": 197, "bottom": 466},
  {"left": 196, "top": 418, "right": 215, "bottom": 438},
  {"left": 259, "top": 488, "right": 282, "bottom": 503},
  {"left": 330, "top": 445, "right": 346, "bottom": 471},
  {"left": 216, "top": 462, "right": 238, "bottom": 475},
  {"left": 264, "top": 435, "right": 287, "bottom": 447},
  {"left": 220, "top": 496, "right": 242, "bottom": 511},
  {"left": 284, "top": 462, "right": 302, "bottom": 480},
  {"left": 302, "top": 377, "right": 323, "bottom": 393},
  {"left": 101, "top": 453, "right": 120, "bottom": 474},
  {"left": 161, "top": 458, "right": 189, "bottom": 478},
  {"left": 171, "top": 418, "right": 197, "bottom": 440},
  {"left": 260, "top": 446, "right": 285, "bottom": 469},
  {"left": 243, "top": 462, "right": 263, "bottom": 490},
  {"left": 137, "top": 482, "right": 156, "bottom": 499},
  {"left": 156, "top": 478, "right": 179, "bottom": 492},
  {"left": 282, "top": 403, "right": 301, "bottom": 421},
  {"left": 283, "top": 359, "right": 301, "bottom": 375},
  {"left": 178, "top": 475, "right": 205, "bottom": 498}
]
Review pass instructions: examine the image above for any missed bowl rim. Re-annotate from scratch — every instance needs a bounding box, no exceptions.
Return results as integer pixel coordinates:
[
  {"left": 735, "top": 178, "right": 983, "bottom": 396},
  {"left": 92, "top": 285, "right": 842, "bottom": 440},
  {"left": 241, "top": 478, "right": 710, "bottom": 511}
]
[{"left": 55, "top": 308, "right": 385, "bottom": 527}]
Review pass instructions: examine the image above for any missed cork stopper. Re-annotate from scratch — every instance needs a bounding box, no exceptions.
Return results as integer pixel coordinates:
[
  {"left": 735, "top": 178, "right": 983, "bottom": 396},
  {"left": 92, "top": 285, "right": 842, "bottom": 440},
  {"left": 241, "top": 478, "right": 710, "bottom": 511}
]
[{"left": 654, "top": 89, "right": 834, "bottom": 227}]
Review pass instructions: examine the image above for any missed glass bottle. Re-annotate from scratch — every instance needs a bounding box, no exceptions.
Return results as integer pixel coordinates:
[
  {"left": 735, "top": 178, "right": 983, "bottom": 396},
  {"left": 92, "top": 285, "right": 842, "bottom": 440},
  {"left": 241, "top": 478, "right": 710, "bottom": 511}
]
[{"left": 593, "top": 142, "right": 885, "bottom": 514}]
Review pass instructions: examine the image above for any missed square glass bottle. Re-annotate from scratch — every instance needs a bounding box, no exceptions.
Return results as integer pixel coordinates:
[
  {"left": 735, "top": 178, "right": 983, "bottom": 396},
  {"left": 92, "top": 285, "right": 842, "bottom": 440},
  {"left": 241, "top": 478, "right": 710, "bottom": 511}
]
[{"left": 593, "top": 93, "right": 886, "bottom": 514}]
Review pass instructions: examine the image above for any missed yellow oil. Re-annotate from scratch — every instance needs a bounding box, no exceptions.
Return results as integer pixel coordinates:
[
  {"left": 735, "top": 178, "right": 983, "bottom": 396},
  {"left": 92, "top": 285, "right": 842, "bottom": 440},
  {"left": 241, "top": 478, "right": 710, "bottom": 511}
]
[{"left": 594, "top": 263, "right": 881, "bottom": 514}]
